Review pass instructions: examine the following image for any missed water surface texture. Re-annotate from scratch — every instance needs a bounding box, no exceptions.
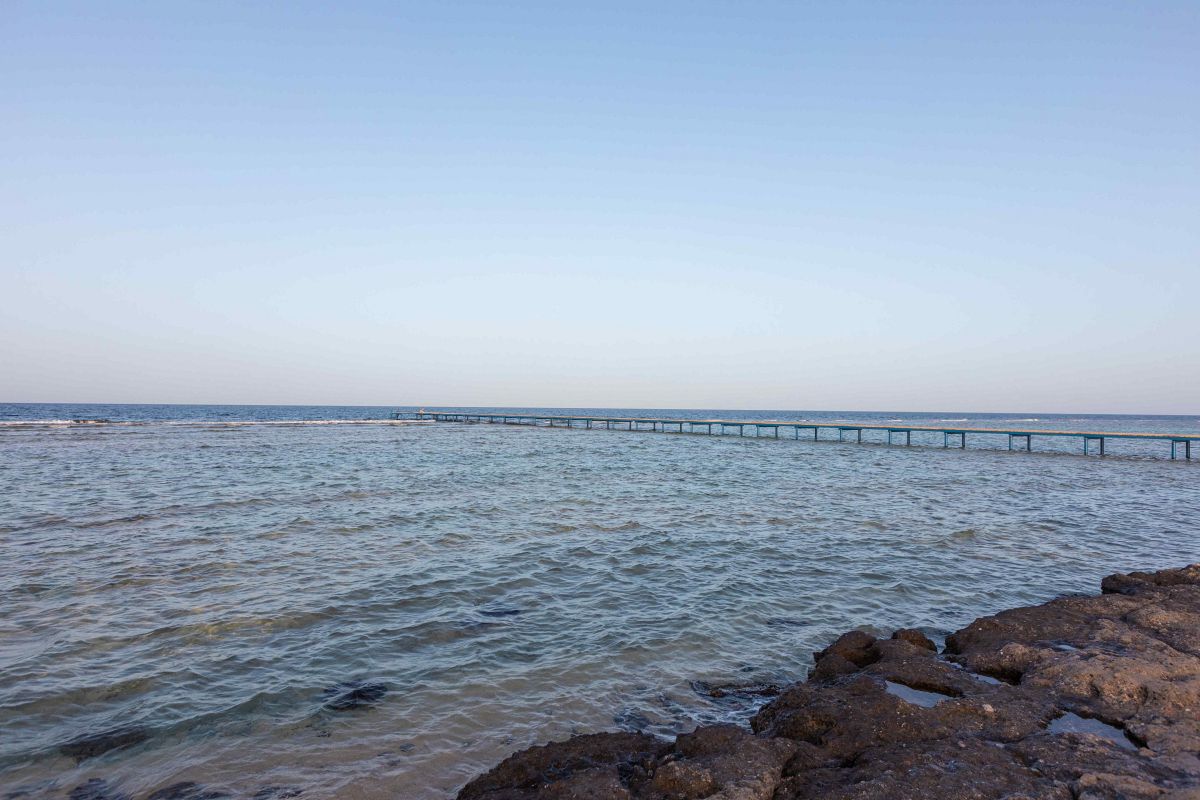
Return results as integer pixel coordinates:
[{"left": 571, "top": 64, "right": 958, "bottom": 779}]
[{"left": 2, "top": 405, "right": 1198, "bottom": 798}]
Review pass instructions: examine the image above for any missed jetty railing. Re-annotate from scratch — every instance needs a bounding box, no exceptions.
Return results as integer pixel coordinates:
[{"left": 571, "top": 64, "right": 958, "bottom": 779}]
[{"left": 391, "top": 411, "right": 1198, "bottom": 460}]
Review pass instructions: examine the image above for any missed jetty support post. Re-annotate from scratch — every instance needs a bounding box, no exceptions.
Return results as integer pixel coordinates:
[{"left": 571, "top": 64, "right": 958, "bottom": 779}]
[
  {"left": 1008, "top": 433, "right": 1032, "bottom": 452},
  {"left": 943, "top": 431, "right": 966, "bottom": 449}
]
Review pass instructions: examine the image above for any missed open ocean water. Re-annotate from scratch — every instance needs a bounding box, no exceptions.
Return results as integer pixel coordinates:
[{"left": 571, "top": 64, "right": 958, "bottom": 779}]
[{"left": 2, "top": 404, "right": 1198, "bottom": 799}]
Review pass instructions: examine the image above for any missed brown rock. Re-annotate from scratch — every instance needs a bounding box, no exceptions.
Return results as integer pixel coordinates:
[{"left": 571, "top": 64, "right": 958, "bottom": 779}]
[
  {"left": 814, "top": 630, "right": 879, "bottom": 668},
  {"left": 457, "top": 564, "right": 1200, "bottom": 800},
  {"left": 891, "top": 628, "right": 937, "bottom": 652},
  {"left": 807, "top": 652, "right": 858, "bottom": 683},
  {"left": 457, "top": 732, "right": 667, "bottom": 800},
  {"left": 640, "top": 725, "right": 795, "bottom": 799}
]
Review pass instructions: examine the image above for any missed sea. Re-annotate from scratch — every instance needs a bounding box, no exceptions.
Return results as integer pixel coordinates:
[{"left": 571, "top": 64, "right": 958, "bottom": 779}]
[{"left": 2, "top": 404, "right": 1198, "bottom": 799}]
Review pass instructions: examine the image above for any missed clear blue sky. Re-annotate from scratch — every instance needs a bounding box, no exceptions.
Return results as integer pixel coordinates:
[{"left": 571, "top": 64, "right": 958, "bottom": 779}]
[{"left": 3, "top": 2, "right": 1197, "bottom": 412}]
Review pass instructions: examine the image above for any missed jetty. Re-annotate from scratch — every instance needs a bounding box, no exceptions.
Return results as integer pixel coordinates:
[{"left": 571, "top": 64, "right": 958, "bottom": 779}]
[{"left": 394, "top": 411, "right": 1198, "bottom": 460}]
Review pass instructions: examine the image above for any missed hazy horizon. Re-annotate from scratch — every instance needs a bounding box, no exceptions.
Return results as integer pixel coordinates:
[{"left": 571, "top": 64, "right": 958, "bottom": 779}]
[
  {"left": 4, "top": 3, "right": 1198, "bottom": 414},
  {"left": 2, "top": 400, "right": 1197, "bottom": 418}
]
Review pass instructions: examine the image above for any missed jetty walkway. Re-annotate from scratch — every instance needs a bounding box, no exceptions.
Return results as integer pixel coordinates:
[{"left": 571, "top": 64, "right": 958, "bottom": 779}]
[{"left": 394, "top": 411, "right": 1198, "bottom": 459}]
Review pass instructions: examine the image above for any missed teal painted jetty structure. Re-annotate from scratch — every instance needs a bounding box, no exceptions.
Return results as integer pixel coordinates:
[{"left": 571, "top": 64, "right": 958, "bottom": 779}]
[{"left": 395, "top": 411, "right": 1199, "bottom": 460}]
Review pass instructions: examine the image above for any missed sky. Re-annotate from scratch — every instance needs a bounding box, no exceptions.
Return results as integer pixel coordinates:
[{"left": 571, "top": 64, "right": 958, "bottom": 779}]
[{"left": 2, "top": 2, "right": 1198, "bottom": 413}]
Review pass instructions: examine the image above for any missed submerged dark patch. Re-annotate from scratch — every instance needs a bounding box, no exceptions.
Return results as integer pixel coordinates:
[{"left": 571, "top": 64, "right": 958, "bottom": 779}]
[
  {"left": 478, "top": 608, "right": 523, "bottom": 617},
  {"left": 321, "top": 681, "right": 388, "bottom": 711},
  {"left": 67, "top": 779, "right": 131, "bottom": 800},
  {"left": 145, "top": 782, "right": 231, "bottom": 800},
  {"left": 250, "top": 787, "right": 303, "bottom": 799},
  {"left": 612, "top": 709, "right": 652, "bottom": 732},
  {"left": 690, "top": 680, "right": 782, "bottom": 700},
  {"left": 59, "top": 727, "right": 148, "bottom": 762}
]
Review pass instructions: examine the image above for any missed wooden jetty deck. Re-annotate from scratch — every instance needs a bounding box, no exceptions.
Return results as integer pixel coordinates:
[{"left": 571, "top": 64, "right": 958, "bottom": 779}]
[{"left": 395, "top": 411, "right": 1199, "bottom": 460}]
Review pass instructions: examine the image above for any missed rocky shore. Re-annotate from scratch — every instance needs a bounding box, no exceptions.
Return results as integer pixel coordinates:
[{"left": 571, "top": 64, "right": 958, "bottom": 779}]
[{"left": 458, "top": 564, "right": 1200, "bottom": 799}]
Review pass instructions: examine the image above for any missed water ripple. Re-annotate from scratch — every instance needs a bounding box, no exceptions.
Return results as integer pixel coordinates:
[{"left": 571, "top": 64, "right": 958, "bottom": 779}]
[{"left": 0, "top": 415, "right": 1198, "bottom": 798}]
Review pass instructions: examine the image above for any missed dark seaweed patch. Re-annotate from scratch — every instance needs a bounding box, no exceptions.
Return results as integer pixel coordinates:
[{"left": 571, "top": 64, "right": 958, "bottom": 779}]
[
  {"left": 321, "top": 681, "right": 388, "bottom": 711},
  {"left": 250, "top": 787, "right": 302, "bottom": 799},
  {"left": 59, "top": 727, "right": 148, "bottom": 762},
  {"left": 67, "top": 779, "right": 131, "bottom": 800},
  {"left": 145, "top": 782, "right": 231, "bottom": 800}
]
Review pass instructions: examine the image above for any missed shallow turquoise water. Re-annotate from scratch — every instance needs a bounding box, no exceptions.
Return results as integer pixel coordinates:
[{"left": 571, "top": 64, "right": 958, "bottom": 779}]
[{"left": 1, "top": 406, "right": 1198, "bottom": 798}]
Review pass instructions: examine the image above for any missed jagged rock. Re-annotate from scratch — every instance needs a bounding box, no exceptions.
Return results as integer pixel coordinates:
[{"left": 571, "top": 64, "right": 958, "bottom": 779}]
[
  {"left": 642, "top": 725, "right": 796, "bottom": 799},
  {"left": 456, "top": 564, "right": 1200, "bottom": 799},
  {"left": 891, "top": 628, "right": 937, "bottom": 651},
  {"left": 813, "top": 630, "right": 879, "bottom": 668},
  {"left": 458, "top": 732, "right": 668, "bottom": 799},
  {"left": 690, "top": 681, "right": 782, "bottom": 700}
]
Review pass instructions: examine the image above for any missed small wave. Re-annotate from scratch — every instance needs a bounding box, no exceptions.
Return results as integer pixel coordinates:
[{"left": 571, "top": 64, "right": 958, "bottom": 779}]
[
  {"left": 162, "top": 419, "right": 431, "bottom": 427},
  {"left": 0, "top": 419, "right": 430, "bottom": 428},
  {"left": 331, "top": 523, "right": 377, "bottom": 534},
  {"left": 74, "top": 512, "right": 157, "bottom": 530},
  {"left": 10, "top": 514, "right": 73, "bottom": 532},
  {"left": 0, "top": 419, "right": 135, "bottom": 428},
  {"left": 938, "top": 418, "right": 969, "bottom": 423},
  {"left": 593, "top": 520, "right": 642, "bottom": 531}
]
